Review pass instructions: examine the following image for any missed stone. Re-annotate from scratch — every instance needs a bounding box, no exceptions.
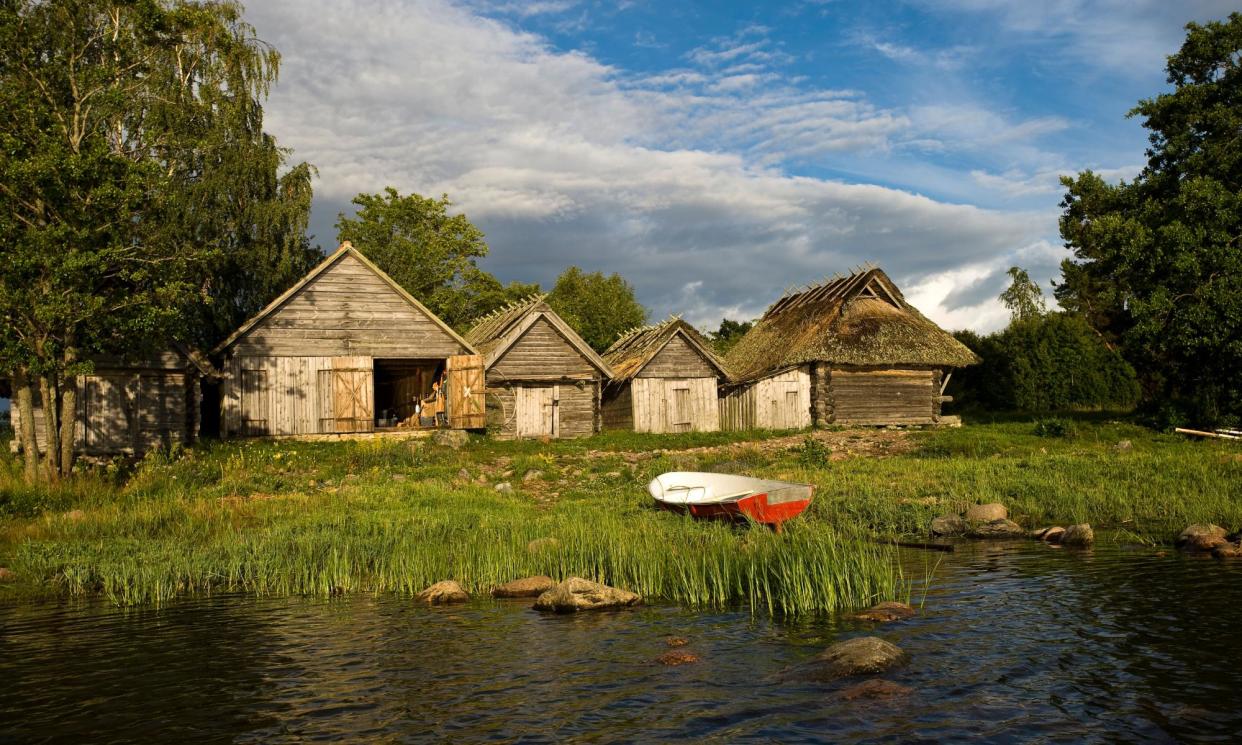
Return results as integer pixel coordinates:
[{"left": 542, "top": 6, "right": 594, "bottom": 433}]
[
  {"left": 457, "top": 468, "right": 471, "bottom": 481},
  {"left": 431, "top": 429, "right": 469, "bottom": 450},
  {"left": 656, "top": 651, "right": 700, "bottom": 666},
  {"left": 532, "top": 577, "right": 641, "bottom": 613},
  {"left": 1212, "top": 542, "right": 1242, "bottom": 559},
  {"left": 64, "top": 509, "right": 86, "bottom": 522},
  {"left": 1114, "top": 440, "right": 1133, "bottom": 452},
  {"left": 1175, "top": 524, "right": 1228, "bottom": 552},
  {"left": 522, "top": 470, "right": 543, "bottom": 483},
  {"left": 494, "top": 482, "right": 513, "bottom": 494},
  {"left": 416, "top": 580, "right": 469, "bottom": 604},
  {"left": 0, "top": 567, "right": 15, "bottom": 582},
  {"left": 1036, "top": 526, "right": 1066, "bottom": 543},
  {"left": 781, "top": 636, "right": 908, "bottom": 683},
  {"left": 849, "top": 601, "right": 916, "bottom": 623},
  {"left": 838, "top": 679, "right": 913, "bottom": 701},
  {"left": 665, "top": 636, "right": 690, "bottom": 647},
  {"left": 966, "top": 518, "right": 1027, "bottom": 539},
  {"left": 492, "top": 576, "right": 556, "bottom": 598},
  {"left": 1060, "top": 523, "right": 1094, "bottom": 546},
  {"left": 964, "top": 503, "right": 1008, "bottom": 522},
  {"left": 527, "top": 537, "right": 559, "bottom": 553},
  {"left": 929, "top": 515, "right": 965, "bottom": 536}
]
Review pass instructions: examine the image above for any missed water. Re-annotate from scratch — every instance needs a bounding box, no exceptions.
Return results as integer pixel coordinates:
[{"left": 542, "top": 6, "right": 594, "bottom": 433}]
[{"left": 3, "top": 542, "right": 1241, "bottom": 743}]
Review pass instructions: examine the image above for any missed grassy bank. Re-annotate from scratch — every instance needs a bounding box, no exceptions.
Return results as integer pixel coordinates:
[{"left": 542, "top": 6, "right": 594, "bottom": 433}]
[{"left": 1, "top": 418, "right": 1239, "bottom": 610}]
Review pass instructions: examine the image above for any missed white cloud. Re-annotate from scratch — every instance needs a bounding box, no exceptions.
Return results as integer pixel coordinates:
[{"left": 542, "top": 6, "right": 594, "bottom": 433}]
[{"left": 249, "top": 0, "right": 1065, "bottom": 331}]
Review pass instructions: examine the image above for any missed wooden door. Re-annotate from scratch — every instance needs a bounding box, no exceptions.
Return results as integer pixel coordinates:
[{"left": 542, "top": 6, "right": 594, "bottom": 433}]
[
  {"left": 668, "top": 382, "right": 692, "bottom": 432},
  {"left": 515, "top": 385, "right": 558, "bottom": 437},
  {"left": 445, "top": 354, "right": 486, "bottom": 429},
  {"left": 84, "top": 375, "right": 133, "bottom": 451},
  {"left": 329, "top": 356, "right": 374, "bottom": 432}
]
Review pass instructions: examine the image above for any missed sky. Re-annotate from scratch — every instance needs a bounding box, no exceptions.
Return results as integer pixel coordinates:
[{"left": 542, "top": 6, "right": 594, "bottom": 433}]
[{"left": 243, "top": 0, "right": 1236, "bottom": 333}]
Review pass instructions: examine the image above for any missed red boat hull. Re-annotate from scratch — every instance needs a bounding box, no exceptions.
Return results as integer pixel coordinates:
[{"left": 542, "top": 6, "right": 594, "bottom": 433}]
[{"left": 657, "top": 489, "right": 813, "bottom": 527}]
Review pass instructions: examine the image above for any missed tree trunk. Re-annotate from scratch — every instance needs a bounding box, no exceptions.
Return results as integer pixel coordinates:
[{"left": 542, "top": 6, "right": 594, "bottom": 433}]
[
  {"left": 58, "top": 375, "right": 77, "bottom": 478},
  {"left": 39, "top": 375, "right": 61, "bottom": 483},
  {"left": 14, "top": 369, "right": 40, "bottom": 484}
]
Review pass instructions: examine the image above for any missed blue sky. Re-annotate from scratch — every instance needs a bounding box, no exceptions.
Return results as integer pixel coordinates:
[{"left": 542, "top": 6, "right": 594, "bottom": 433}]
[{"left": 246, "top": 0, "right": 1235, "bottom": 331}]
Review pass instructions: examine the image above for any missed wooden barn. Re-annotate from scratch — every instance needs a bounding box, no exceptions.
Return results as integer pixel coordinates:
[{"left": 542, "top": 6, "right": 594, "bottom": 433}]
[
  {"left": 464, "top": 295, "right": 612, "bottom": 439},
  {"left": 8, "top": 345, "right": 216, "bottom": 456},
  {"left": 722, "top": 266, "right": 979, "bottom": 429},
  {"left": 212, "top": 242, "right": 485, "bottom": 437},
  {"left": 601, "top": 318, "right": 729, "bottom": 433}
]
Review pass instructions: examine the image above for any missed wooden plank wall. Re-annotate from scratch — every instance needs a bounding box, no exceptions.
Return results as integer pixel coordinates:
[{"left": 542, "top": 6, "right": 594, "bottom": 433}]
[
  {"left": 222, "top": 355, "right": 341, "bottom": 436},
  {"left": 601, "top": 384, "right": 634, "bottom": 431},
  {"left": 12, "top": 371, "right": 194, "bottom": 455},
  {"left": 491, "top": 317, "right": 596, "bottom": 379},
  {"left": 830, "top": 369, "right": 936, "bottom": 425},
  {"left": 486, "top": 382, "right": 597, "bottom": 439},
  {"left": 629, "top": 377, "right": 719, "bottom": 433},
  {"left": 719, "top": 367, "right": 811, "bottom": 431},
  {"left": 635, "top": 335, "right": 716, "bottom": 378},
  {"left": 228, "top": 252, "right": 469, "bottom": 358}
]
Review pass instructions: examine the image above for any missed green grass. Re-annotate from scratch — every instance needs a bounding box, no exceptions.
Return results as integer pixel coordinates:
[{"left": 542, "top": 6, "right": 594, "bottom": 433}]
[{"left": 1, "top": 418, "right": 1239, "bottom": 611}]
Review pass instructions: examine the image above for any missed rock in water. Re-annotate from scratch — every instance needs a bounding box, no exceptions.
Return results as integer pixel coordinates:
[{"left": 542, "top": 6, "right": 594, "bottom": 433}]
[
  {"left": 1175, "top": 524, "right": 1227, "bottom": 552},
  {"left": 431, "top": 430, "right": 468, "bottom": 450},
  {"left": 838, "top": 679, "right": 913, "bottom": 701},
  {"left": 533, "top": 577, "right": 640, "bottom": 613},
  {"left": 850, "top": 601, "right": 916, "bottom": 623},
  {"left": 782, "top": 636, "right": 908, "bottom": 683},
  {"left": 930, "top": 515, "right": 965, "bottom": 536},
  {"left": 665, "top": 636, "right": 690, "bottom": 648},
  {"left": 656, "top": 651, "right": 700, "bottom": 666},
  {"left": 964, "top": 503, "right": 1008, "bottom": 522},
  {"left": 1211, "top": 541, "right": 1242, "bottom": 559},
  {"left": 492, "top": 576, "right": 556, "bottom": 598},
  {"left": 966, "top": 518, "right": 1027, "bottom": 539},
  {"left": 1034, "top": 526, "right": 1066, "bottom": 543},
  {"left": 416, "top": 580, "right": 469, "bottom": 604},
  {"left": 1060, "top": 524, "right": 1094, "bottom": 546}
]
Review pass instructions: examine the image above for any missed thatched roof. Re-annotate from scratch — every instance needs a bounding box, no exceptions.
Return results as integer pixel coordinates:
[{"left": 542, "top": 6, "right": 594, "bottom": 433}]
[
  {"left": 724, "top": 266, "right": 979, "bottom": 382},
  {"left": 603, "top": 316, "right": 729, "bottom": 383},
  {"left": 465, "top": 294, "right": 611, "bottom": 375}
]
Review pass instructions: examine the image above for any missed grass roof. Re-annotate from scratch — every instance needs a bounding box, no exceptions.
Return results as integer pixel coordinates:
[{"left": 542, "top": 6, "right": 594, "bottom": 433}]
[{"left": 724, "top": 267, "right": 979, "bottom": 381}]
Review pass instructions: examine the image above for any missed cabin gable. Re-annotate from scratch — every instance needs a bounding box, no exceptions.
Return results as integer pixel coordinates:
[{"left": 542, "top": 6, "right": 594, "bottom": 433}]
[
  {"left": 491, "top": 315, "right": 599, "bottom": 381},
  {"left": 636, "top": 333, "right": 718, "bottom": 379},
  {"left": 227, "top": 251, "right": 470, "bottom": 358}
]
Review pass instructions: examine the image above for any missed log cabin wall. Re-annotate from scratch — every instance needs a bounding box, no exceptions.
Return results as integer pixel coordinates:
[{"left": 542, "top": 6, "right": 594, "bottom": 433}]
[{"left": 827, "top": 367, "right": 938, "bottom": 425}]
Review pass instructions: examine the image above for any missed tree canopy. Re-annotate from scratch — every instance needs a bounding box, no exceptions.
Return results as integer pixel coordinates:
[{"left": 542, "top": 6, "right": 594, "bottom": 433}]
[
  {"left": 998, "top": 267, "right": 1047, "bottom": 323},
  {"left": 0, "top": 0, "right": 314, "bottom": 479},
  {"left": 546, "top": 267, "right": 647, "bottom": 352},
  {"left": 709, "top": 318, "right": 753, "bottom": 355},
  {"left": 1057, "top": 13, "right": 1242, "bottom": 425}
]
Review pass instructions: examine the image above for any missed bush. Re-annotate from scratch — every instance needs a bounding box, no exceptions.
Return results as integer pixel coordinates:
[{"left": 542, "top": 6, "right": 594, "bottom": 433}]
[{"left": 1033, "top": 418, "right": 1074, "bottom": 438}]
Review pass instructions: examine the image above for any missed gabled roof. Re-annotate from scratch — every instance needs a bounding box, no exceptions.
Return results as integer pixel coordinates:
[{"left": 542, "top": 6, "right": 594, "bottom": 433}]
[
  {"left": 212, "top": 242, "right": 476, "bottom": 356},
  {"left": 724, "top": 264, "right": 979, "bottom": 381},
  {"left": 602, "top": 316, "right": 730, "bottom": 383},
  {"left": 464, "top": 294, "right": 612, "bottom": 377}
]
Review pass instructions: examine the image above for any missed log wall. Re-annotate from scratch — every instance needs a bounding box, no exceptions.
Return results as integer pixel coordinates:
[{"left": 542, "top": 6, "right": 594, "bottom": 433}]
[{"left": 828, "top": 368, "right": 937, "bottom": 425}]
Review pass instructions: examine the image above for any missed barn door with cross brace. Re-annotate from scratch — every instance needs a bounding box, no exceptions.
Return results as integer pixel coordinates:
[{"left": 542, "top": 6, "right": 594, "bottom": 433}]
[
  {"left": 329, "top": 356, "right": 374, "bottom": 433},
  {"left": 445, "top": 354, "right": 486, "bottom": 429}
]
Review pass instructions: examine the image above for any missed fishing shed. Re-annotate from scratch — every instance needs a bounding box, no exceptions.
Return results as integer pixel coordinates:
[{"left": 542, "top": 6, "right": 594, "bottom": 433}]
[
  {"left": 601, "top": 317, "right": 729, "bottom": 433},
  {"left": 721, "top": 265, "right": 979, "bottom": 428},
  {"left": 212, "top": 242, "right": 485, "bottom": 437},
  {"left": 7, "top": 345, "right": 216, "bottom": 456},
  {"left": 464, "top": 295, "right": 612, "bottom": 439}
]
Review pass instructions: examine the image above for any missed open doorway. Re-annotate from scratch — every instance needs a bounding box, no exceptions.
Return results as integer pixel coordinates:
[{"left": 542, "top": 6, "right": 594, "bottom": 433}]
[{"left": 373, "top": 359, "right": 445, "bottom": 429}]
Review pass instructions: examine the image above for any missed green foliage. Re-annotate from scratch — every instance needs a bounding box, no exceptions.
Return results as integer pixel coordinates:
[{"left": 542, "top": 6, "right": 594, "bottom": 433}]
[
  {"left": 951, "top": 314, "right": 1140, "bottom": 412},
  {"left": 0, "top": 0, "right": 314, "bottom": 476},
  {"left": 1032, "top": 418, "right": 1074, "bottom": 438},
  {"left": 710, "top": 318, "right": 754, "bottom": 355},
  {"left": 793, "top": 435, "right": 830, "bottom": 466},
  {"left": 998, "top": 267, "right": 1047, "bottom": 322},
  {"left": 546, "top": 267, "right": 647, "bottom": 351},
  {"left": 1057, "top": 13, "right": 1242, "bottom": 424},
  {"left": 336, "top": 188, "right": 520, "bottom": 329}
]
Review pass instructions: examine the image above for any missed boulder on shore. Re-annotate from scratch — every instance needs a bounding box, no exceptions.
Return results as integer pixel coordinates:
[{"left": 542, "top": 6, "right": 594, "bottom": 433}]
[
  {"left": 416, "top": 580, "right": 469, "bottom": 604},
  {"left": 1175, "top": 524, "right": 1227, "bottom": 552},
  {"left": 492, "top": 575, "right": 556, "bottom": 598},
  {"left": 431, "top": 429, "right": 468, "bottom": 449},
  {"left": 1060, "top": 523, "right": 1094, "bottom": 546},
  {"left": 964, "top": 503, "right": 1008, "bottom": 522},
  {"left": 779, "top": 636, "right": 908, "bottom": 683},
  {"left": 533, "top": 577, "right": 640, "bottom": 613},
  {"left": 966, "top": 518, "right": 1027, "bottom": 539},
  {"left": 930, "top": 515, "right": 965, "bottom": 536},
  {"left": 849, "top": 601, "right": 916, "bottom": 623}
]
